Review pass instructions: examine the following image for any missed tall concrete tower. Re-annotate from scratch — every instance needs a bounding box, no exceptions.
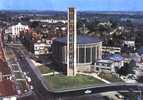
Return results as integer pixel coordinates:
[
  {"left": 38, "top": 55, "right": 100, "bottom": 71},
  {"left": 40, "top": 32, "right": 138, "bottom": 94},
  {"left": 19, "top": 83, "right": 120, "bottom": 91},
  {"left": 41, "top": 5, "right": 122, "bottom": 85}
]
[{"left": 67, "top": 7, "right": 77, "bottom": 76}]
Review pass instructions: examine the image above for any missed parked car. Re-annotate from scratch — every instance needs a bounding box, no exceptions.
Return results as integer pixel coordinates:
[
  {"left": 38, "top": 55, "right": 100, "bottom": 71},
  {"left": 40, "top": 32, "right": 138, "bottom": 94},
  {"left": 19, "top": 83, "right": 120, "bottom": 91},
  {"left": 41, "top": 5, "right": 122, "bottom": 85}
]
[
  {"left": 115, "top": 94, "right": 124, "bottom": 99},
  {"left": 127, "top": 74, "right": 136, "bottom": 80}
]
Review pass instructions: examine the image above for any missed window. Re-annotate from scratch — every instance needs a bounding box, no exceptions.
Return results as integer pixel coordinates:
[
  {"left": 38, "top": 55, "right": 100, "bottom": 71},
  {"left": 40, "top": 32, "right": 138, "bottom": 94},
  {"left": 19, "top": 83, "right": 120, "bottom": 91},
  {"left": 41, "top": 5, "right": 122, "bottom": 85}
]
[
  {"left": 86, "top": 48, "right": 90, "bottom": 63},
  {"left": 96, "top": 67, "right": 99, "bottom": 71},
  {"left": 76, "top": 47, "right": 79, "bottom": 63},
  {"left": 79, "top": 48, "right": 84, "bottom": 63},
  {"left": 92, "top": 47, "right": 96, "bottom": 62}
]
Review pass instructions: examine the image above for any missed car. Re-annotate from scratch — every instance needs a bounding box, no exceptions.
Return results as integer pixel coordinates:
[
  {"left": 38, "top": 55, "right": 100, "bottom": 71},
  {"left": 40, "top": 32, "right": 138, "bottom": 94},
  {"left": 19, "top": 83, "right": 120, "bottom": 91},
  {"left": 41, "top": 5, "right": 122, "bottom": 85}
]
[
  {"left": 17, "top": 90, "right": 22, "bottom": 95},
  {"left": 127, "top": 74, "right": 136, "bottom": 80},
  {"left": 26, "top": 77, "right": 32, "bottom": 82},
  {"left": 84, "top": 90, "right": 92, "bottom": 94},
  {"left": 115, "top": 94, "right": 124, "bottom": 99},
  {"left": 11, "top": 63, "right": 17, "bottom": 66},
  {"left": 23, "top": 72, "right": 27, "bottom": 75},
  {"left": 30, "top": 85, "right": 34, "bottom": 90}
]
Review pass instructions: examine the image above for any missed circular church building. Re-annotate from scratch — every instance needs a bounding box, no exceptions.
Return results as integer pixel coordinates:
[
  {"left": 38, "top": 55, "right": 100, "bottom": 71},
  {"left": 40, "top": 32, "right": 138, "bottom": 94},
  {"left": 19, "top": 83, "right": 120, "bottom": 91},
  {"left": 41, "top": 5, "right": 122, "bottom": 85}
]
[{"left": 52, "top": 35, "right": 102, "bottom": 72}]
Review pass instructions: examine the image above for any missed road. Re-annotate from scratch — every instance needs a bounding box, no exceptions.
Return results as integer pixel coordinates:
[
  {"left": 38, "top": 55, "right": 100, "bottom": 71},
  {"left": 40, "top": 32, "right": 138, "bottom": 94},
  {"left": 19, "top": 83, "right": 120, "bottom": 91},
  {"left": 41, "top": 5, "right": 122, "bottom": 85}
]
[{"left": 9, "top": 46, "right": 48, "bottom": 100}]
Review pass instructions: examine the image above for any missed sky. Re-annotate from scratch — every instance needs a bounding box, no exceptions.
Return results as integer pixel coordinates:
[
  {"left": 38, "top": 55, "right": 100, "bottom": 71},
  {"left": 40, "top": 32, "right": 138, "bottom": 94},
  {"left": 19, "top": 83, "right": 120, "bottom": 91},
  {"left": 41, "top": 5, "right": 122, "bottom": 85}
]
[{"left": 0, "top": 0, "right": 143, "bottom": 11}]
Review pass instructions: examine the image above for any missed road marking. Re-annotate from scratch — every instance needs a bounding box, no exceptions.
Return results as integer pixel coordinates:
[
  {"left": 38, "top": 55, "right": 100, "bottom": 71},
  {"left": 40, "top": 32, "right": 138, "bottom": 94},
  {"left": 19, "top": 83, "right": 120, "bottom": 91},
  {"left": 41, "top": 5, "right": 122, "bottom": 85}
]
[{"left": 16, "top": 79, "right": 26, "bottom": 81}]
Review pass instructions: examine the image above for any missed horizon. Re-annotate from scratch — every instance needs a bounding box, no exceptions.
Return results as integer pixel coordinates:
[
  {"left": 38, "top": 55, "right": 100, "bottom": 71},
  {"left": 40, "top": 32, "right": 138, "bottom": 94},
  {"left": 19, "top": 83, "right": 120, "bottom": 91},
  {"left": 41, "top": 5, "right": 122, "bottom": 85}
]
[
  {"left": 0, "top": 0, "right": 143, "bottom": 11},
  {"left": 1, "top": 9, "right": 143, "bottom": 12}
]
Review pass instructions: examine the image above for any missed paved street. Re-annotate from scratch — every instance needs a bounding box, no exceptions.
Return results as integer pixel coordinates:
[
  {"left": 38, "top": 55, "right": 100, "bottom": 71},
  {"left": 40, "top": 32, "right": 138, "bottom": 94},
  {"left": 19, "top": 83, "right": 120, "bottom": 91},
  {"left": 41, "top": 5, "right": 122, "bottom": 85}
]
[
  {"left": 4, "top": 46, "right": 34, "bottom": 98},
  {"left": 9, "top": 46, "right": 48, "bottom": 100}
]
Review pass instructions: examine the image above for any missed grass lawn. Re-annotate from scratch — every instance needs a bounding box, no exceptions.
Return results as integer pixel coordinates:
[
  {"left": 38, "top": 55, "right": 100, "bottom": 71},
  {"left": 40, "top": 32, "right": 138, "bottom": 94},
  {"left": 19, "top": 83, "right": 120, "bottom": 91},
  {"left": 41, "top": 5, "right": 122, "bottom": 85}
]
[
  {"left": 44, "top": 74, "right": 104, "bottom": 90},
  {"left": 15, "top": 72, "right": 23, "bottom": 79},
  {"left": 98, "top": 73, "right": 123, "bottom": 82},
  {"left": 37, "top": 65, "right": 54, "bottom": 74}
]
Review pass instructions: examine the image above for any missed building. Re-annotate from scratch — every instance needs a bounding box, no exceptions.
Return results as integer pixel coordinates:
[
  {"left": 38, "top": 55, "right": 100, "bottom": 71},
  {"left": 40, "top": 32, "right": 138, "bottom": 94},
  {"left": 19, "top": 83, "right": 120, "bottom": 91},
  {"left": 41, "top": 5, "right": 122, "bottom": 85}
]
[
  {"left": 108, "top": 54, "right": 124, "bottom": 68},
  {"left": 52, "top": 35, "right": 102, "bottom": 73},
  {"left": 7, "top": 23, "right": 29, "bottom": 39},
  {"left": 12, "top": 23, "right": 29, "bottom": 38},
  {"left": 30, "top": 19, "right": 67, "bottom": 24},
  {"left": 95, "top": 60, "right": 115, "bottom": 73},
  {"left": 52, "top": 7, "right": 102, "bottom": 75},
  {"left": 94, "top": 54, "right": 124, "bottom": 73},
  {"left": 137, "top": 47, "right": 143, "bottom": 56},
  {"left": 34, "top": 40, "right": 52, "bottom": 56},
  {"left": 123, "top": 41, "right": 135, "bottom": 47},
  {"left": 102, "top": 46, "right": 121, "bottom": 54},
  {"left": 67, "top": 7, "right": 77, "bottom": 76},
  {"left": 0, "top": 33, "right": 16, "bottom": 100}
]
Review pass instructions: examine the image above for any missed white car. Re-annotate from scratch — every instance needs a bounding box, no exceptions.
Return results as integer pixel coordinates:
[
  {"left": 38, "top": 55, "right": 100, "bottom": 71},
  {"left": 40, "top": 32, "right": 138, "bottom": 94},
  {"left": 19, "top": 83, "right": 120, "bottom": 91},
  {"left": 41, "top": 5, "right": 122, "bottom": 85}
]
[
  {"left": 84, "top": 90, "right": 92, "bottom": 94},
  {"left": 115, "top": 94, "right": 124, "bottom": 99},
  {"left": 26, "top": 76, "right": 32, "bottom": 82},
  {"left": 30, "top": 85, "right": 34, "bottom": 90}
]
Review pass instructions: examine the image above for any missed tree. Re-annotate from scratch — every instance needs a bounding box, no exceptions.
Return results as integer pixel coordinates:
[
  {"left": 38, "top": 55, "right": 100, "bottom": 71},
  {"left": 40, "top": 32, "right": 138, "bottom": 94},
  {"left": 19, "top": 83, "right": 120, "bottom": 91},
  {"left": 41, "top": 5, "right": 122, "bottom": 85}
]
[
  {"left": 117, "top": 61, "right": 136, "bottom": 76},
  {"left": 29, "top": 21, "right": 40, "bottom": 28},
  {"left": 117, "top": 65, "right": 128, "bottom": 76},
  {"left": 137, "top": 76, "right": 143, "bottom": 83},
  {"left": 77, "top": 20, "right": 83, "bottom": 29},
  {"left": 127, "top": 60, "right": 136, "bottom": 73},
  {"left": 7, "top": 34, "right": 12, "bottom": 43}
]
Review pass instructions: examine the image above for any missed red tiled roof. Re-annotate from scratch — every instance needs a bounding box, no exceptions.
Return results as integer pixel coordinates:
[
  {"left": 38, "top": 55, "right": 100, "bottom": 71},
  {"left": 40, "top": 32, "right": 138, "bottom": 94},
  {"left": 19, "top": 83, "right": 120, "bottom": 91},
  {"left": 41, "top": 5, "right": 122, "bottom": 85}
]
[
  {"left": 0, "top": 33, "right": 16, "bottom": 97},
  {"left": 0, "top": 60, "right": 11, "bottom": 75},
  {"left": 0, "top": 80, "right": 16, "bottom": 96}
]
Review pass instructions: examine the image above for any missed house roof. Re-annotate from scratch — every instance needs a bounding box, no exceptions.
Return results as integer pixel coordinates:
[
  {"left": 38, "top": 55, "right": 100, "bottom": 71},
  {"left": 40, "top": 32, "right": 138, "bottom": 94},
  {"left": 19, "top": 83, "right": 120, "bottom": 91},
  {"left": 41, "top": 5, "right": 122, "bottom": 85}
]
[
  {"left": 109, "top": 54, "right": 124, "bottom": 62},
  {"left": 54, "top": 35, "right": 102, "bottom": 45},
  {"left": 0, "top": 80, "right": 16, "bottom": 97},
  {"left": 0, "top": 42, "right": 16, "bottom": 97},
  {"left": 137, "top": 47, "right": 143, "bottom": 55}
]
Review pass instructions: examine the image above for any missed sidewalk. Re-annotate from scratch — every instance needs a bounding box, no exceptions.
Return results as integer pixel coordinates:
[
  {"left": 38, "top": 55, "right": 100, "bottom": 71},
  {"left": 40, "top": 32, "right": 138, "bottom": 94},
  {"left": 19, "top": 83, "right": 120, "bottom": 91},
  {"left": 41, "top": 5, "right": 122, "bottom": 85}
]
[
  {"left": 79, "top": 72, "right": 111, "bottom": 84},
  {"left": 42, "top": 72, "right": 60, "bottom": 76},
  {"left": 78, "top": 72, "right": 124, "bottom": 100}
]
